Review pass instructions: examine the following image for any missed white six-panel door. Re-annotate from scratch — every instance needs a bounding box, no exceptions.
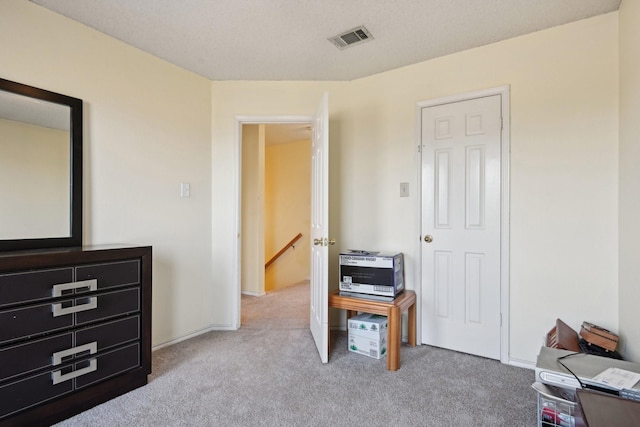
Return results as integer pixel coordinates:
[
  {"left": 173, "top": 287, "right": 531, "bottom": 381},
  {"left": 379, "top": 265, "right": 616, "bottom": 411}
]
[
  {"left": 310, "top": 92, "right": 329, "bottom": 363},
  {"left": 420, "top": 94, "right": 502, "bottom": 359}
]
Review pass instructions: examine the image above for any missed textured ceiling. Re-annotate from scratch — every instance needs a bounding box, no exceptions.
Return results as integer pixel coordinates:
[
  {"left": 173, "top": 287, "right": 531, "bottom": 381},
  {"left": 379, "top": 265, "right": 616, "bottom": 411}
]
[{"left": 30, "top": 0, "right": 621, "bottom": 81}]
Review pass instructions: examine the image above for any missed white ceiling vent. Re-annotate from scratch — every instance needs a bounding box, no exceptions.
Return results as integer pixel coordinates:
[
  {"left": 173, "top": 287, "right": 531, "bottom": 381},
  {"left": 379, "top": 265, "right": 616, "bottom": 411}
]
[{"left": 328, "top": 26, "right": 373, "bottom": 50}]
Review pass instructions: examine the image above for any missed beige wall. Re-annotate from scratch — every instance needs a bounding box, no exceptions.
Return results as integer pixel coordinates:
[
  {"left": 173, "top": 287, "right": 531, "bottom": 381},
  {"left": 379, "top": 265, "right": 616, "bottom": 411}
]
[
  {"left": 213, "top": 14, "right": 619, "bottom": 364},
  {"left": 0, "top": 0, "right": 214, "bottom": 347},
  {"left": 0, "top": 118, "right": 69, "bottom": 238},
  {"left": 618, "top": 0, "right": 640, "bottom": 361},
  {"left": 241, "top": 124, "right": 265, "bottom": 296},
  {"left": 2, "top": 0, "right": 627, "bottom": 364},
  {"left": 349, "top": 13, "right": 619, "bottom": 363},
  {"left": 265, "top": 139, "right": 311, "bottom": 292}
]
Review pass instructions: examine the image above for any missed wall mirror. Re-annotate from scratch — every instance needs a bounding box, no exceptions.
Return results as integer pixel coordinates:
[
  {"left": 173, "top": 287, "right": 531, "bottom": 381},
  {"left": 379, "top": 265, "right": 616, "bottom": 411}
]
[{"left": 0, "top": 78, "right": 82, "bottom": 251}]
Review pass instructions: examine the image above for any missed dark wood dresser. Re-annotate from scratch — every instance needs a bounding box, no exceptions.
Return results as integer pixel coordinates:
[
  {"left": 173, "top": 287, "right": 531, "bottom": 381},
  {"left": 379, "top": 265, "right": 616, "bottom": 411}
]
[{"left": 0, "top": 245, "right": 152, "bottom": 426}]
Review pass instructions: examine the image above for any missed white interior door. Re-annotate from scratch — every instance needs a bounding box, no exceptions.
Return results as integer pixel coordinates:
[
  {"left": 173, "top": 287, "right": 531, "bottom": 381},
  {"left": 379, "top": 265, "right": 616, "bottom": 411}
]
[
  {"left": 310, "top": 92, "right": 329, "bottom": 363},
  {"left": 420, "top": 94, "right": 502, "bottom": 360}
]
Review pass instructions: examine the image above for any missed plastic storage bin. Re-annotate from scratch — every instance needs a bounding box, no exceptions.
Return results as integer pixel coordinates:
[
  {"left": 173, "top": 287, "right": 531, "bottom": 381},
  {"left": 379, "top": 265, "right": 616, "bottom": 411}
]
[{"left": 532, "top": 382, "right": 586, "bottom": 427}]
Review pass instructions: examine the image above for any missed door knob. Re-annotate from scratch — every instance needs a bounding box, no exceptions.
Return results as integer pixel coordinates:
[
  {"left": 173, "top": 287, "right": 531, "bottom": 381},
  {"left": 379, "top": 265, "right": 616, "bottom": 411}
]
[
  {"left": 424, "top": 235, "right": 433, "bottom": 243},
  {"left": 313, "top": 238, "right": 336, "bottom": 246}
]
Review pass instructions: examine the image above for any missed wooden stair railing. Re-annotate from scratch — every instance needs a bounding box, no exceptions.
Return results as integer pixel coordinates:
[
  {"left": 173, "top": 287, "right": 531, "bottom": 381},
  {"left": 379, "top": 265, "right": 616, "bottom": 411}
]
[{"left": 265, "top": 233, "right": 303, "bottom": 269}]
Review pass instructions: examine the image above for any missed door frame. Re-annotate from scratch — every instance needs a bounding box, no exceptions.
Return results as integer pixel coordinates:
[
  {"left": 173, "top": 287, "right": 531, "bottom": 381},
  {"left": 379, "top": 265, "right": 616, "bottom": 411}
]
[
  {"left": 415, "top": 86, "right": 511, "bottom": 363},
  {"left": 232, "top": 115, "right": 313, "bottom": 329}
]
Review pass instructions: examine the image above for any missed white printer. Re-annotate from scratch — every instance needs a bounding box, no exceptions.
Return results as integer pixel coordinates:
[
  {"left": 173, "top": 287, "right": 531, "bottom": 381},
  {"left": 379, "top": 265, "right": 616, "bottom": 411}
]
[{"left": 536, "top": 346, "right": 640, "bottom": 400}]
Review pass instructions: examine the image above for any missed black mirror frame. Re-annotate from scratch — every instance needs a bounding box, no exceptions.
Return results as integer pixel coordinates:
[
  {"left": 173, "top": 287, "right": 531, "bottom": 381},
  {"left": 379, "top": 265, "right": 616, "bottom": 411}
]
[{"left": 0, "top": 78, "right": 83, "bottom": 252}]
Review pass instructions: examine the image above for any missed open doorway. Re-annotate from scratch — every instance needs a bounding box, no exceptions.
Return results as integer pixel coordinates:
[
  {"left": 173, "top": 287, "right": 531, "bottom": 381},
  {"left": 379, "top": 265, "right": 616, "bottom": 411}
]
[{"left": 239, "top": 121, "right": 312, "bottom": 328}]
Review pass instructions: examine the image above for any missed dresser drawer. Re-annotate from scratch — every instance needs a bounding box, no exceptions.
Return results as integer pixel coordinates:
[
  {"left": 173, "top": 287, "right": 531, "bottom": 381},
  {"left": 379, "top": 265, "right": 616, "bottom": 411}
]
[
  {"left": 0, "top": 268, "right": 73, "bottom": 307},
  {"left": 0, "top": 367, "right": 74, "bottom": 419},
  {"left": 0, "top": 343, "right": 141, "bottom": 419},
  {"left": 0, "top": 316, "right": 140, "bottom": 383},
  {"left": 0, "top": 333, "right": 73, "bottom": 382},
  {"left": 76, "top": 260, "right": 140, "bottom": 292},
  {"left": 0, "top": 299, "right": 74, "bottom": 345},
  {"left": 76, "top": 288, "right": 140, "bottom": 325},
  {"left": 0, "top": 288, "right": 140, "bottom": 345},
  {"left": 0, "top": 259, "right": 140, "bottom": 310},
  {"left": 75, "top": 343, "right": 140, "bottom": 389},
  {"left": 76, "top": 315, "right": 140, "bottom": 352}
]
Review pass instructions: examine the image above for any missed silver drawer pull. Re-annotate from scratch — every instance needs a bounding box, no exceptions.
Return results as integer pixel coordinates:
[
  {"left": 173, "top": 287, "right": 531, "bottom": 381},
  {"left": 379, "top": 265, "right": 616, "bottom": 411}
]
[
  {"left": 52, "top": 279, "right": 98, "bottom": 317},
  {"left": 52, "top": 342, "right": 97, "bottom": 365},
  {"left": 52, "top": 279, "right": 98, "bottom": 297},
  {"left": 52, "top": 297, "right": 97, "bottom": 317},
  {"left": 51, "top": 342, "right": 98, "bottom": 385},
  {"left": 52, "top": 360, "right": 97, "bottom": 385}
]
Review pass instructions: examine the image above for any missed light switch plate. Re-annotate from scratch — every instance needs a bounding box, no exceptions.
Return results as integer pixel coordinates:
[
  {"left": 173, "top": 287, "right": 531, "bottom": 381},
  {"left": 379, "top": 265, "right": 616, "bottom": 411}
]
[
  {"left": 400, "top": 182, "right": 409, "bottom": 197},
  {"left": 180, "top": 182, "right": 191, "bottom": 198}
]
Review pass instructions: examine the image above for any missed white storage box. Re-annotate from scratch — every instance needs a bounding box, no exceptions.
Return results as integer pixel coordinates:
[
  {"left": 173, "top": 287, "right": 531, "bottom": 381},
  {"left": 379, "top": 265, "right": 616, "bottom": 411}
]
[
  {"left": 339, "top": 251, "right": 404, "bottom": 297},
  {"left": 348, "top": 313, "right": 388, "bottom": 338},
  {"left": 348, "top": 313, "right": 388, "bottom": 359},
  {"left": 348, "top": 334, "right": 387, "bottom": 360}
]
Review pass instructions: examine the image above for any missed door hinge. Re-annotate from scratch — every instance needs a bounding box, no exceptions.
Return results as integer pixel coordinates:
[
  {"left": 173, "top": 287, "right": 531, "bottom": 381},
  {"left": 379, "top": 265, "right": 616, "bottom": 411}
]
[
  {"left": 417, "top": 145, "right": 421, "bottom": 153},
  {"left": 498, "top": 312, "right": 503, "bottom": 327},
  {"left": 500, "top": 117, "right": 504, "bottom": 130}
]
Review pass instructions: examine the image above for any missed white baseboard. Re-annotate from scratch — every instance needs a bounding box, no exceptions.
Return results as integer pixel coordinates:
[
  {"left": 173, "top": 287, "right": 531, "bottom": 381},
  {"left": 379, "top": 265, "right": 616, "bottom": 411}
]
[
  {"left": 507, "top": 357, "right": 536, "bottom": 370},
  {"left": 152, "top": 324, "right": 237, "bottom": 351},
  {"left": 241, "top": 290, "right": 266, "bottom": 297}
]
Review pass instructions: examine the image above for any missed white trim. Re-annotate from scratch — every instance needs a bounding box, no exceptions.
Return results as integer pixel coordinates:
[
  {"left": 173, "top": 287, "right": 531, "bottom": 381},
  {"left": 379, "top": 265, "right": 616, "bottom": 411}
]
[
  {"left": 232, "top": 120, "right": 241, "bottom": 330},
  {"left": 241, "top": 290, "right": 266, "bottom": 297},
  {"left": 151, "top": 324, "right": 236, "bottom": 351},
  {"left": 415, "top": 85, "right": 511, "bottom": 364},
  {"left": 508, "top": 358, "right": 535, "bottom": 371},
  {"left": 232, "top": 115, "right": 314, "bottom": 330},
  {"left": 413, "top": 110, "right": 424, "bottom": 342},
  {"left": 416, "top": 86, "right": 509, "bottom": 109},
  {"left": 500, "top": 87, "right": 511, "bottom": 365},
  {"left": 235, "top": 115, "right": 314, "bottom": 125}
]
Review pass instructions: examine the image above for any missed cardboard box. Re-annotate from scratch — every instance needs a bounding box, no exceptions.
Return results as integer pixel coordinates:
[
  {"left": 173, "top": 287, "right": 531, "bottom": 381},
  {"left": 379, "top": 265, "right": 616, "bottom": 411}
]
[
  {"left": 348, "top": 313, "right": 388, "bottom": 359},
  {"left": 348, "top": 334, "right": 387, "bottom": 359},
  {"left": 339, "top": 251, "right": 404, "bottom": 297},
  {"left": 348, "top": 313, "right": 388, "bottom": 338}
]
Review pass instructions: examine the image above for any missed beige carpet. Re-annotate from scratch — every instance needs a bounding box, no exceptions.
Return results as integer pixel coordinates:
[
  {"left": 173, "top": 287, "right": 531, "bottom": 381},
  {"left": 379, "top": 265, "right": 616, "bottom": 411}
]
[
  {"left": 53, "top": 283, "right": 537, "bottom": 426},
  {"left": 241, "top": 281, "right": 309, "bottom": 330}
]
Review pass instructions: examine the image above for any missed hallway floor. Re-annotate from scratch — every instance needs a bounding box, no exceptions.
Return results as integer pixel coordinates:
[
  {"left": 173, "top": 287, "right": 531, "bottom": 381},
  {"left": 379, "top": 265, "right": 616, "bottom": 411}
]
[{"left": 241, "top": 281, "right": 309, "bottom": 330}]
